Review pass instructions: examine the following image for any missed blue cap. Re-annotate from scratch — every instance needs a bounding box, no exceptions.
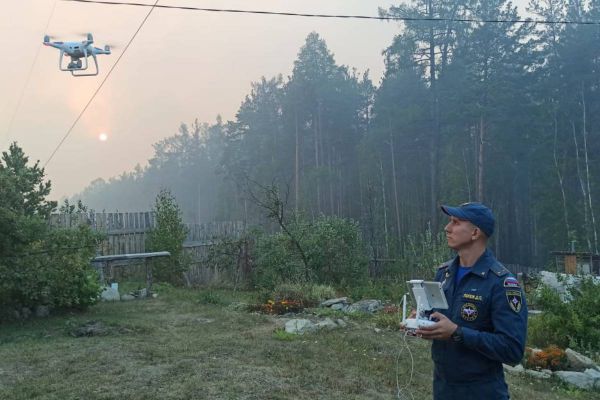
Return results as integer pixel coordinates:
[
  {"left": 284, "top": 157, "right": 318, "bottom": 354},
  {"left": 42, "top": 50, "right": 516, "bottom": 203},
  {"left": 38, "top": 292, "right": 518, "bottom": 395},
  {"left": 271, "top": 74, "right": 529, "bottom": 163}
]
[{"left": 441, "top": 202, "right": 495, "bottom": 238}]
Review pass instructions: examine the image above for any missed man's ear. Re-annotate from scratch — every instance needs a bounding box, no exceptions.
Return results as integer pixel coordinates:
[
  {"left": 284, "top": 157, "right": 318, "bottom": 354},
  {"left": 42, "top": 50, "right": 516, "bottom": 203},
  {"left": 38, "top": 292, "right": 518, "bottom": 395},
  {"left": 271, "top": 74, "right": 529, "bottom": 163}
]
[{"left": 471, "top": 227, "right": 481, "bottom": 241}]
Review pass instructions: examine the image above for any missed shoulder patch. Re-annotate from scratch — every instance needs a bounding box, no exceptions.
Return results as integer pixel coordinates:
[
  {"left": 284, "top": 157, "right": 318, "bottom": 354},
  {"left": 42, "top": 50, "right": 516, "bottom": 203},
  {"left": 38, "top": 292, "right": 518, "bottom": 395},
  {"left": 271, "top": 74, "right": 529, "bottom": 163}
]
[{"left": 503, "top": 276, "right": 520, "bottom": 288}]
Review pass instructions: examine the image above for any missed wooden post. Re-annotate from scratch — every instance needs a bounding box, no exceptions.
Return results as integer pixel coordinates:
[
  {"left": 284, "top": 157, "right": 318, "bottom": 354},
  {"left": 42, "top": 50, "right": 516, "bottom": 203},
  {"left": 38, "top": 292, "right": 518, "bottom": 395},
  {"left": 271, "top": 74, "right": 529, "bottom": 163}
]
[{"left": 145, "top": 258, "right": 153, "bottom": 297}]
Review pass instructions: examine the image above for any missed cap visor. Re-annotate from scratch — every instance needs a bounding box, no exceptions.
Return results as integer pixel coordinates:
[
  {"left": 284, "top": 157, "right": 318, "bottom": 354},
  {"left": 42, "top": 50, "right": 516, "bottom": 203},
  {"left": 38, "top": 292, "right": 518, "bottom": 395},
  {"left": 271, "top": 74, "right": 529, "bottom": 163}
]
[{"left": 440, "top": 205, "right": 470, "bottom": 220}]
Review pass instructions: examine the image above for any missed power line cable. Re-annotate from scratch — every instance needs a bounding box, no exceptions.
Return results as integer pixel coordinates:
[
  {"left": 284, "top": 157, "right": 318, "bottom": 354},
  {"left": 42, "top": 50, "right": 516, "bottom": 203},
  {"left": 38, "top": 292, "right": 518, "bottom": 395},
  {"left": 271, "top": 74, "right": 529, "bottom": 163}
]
[
  {"left": 2, "top": 0, "right": 59, "bottom": 149},
  {"left": 43, "top": 0, "right": 160, "bottom": 168},
  {"left": 62, "top": 0, "right": 600, "bottom": 26}
]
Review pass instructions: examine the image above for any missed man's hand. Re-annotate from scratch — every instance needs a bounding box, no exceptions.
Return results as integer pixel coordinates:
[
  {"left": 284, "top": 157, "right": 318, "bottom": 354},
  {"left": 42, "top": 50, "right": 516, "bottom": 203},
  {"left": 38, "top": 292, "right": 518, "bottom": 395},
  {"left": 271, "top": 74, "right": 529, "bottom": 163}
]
[{"left": 415, "top": 312, "right": 458, "bottom": 340}]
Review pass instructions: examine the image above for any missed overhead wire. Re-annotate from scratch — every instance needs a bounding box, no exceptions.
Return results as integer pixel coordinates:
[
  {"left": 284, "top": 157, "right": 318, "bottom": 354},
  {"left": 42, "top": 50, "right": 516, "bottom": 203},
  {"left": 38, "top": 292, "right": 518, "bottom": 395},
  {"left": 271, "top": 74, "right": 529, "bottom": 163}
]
[
  {"left": 43, "top": 0, "right": 161, "bottom": 168},
  {"left": 62, "top": 0, "right": 600, "bottom": 26},
  {"left": 1, "top": 0, "right": 59, "bottom": 149}
]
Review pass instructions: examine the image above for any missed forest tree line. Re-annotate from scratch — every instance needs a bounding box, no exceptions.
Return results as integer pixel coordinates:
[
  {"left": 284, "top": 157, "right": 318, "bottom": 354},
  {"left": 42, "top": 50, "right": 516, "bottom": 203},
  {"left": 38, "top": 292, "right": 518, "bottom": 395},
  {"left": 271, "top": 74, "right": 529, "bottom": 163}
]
[{"left": 73, "top": 0, "right": 600, "bottom": 267}]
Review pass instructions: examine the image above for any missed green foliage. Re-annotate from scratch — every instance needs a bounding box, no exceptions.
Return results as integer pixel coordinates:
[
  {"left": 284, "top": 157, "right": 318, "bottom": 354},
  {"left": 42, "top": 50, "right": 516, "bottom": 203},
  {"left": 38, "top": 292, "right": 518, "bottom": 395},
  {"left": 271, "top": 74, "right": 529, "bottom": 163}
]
[
  {"left": 272, "top": 328, "right": 296, "bottom": 341},
  {"left": 197, "top": 291, "right": 223, "bottom": 305},
  {"left": 252, "top": 214, "right": 368, "bottom": 290},
  {"left": 0, "top": 144, "right": 102, "bottom": 317},
  {"left": 146, "top": 189, "right": 190, "bottom": 284},
  {"left": 259, "top": 283, "right": 337, "bottom": 306},
  {"left": 528, "top": 280, "right": 600, "bottom": 352},
  {"left": 0, "top": 225, "right": 102, "bottom": 313}
]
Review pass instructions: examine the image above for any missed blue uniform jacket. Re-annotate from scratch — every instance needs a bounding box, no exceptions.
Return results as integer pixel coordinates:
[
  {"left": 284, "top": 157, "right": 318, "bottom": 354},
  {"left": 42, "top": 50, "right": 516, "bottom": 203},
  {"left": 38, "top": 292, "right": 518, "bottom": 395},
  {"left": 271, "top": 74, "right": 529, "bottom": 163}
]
[{"left": 432, "top": 248, "right": 527, "bottom": 384}]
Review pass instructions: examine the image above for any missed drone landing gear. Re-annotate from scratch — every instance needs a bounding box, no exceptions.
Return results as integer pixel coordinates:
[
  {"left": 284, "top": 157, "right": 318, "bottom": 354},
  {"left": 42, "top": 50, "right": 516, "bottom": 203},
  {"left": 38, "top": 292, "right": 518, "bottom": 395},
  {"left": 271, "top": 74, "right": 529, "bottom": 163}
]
[{"left": 59, "top": 49, "right": 99, "bottom": 77}]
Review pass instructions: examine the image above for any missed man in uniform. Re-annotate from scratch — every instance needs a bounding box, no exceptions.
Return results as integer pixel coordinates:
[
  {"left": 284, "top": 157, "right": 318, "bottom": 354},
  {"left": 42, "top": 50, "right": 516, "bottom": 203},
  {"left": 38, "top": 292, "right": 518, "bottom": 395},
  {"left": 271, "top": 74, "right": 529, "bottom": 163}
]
[{"left": 416, "top": 202, "right": 527, "bottom": 400}]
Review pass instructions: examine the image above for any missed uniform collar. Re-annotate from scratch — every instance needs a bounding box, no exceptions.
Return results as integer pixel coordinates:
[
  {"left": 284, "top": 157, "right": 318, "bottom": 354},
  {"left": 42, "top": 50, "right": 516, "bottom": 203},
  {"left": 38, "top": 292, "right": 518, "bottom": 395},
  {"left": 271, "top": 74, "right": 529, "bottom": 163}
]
[{"left": 450, "top": 248, "right": 497, "bottom": 279}]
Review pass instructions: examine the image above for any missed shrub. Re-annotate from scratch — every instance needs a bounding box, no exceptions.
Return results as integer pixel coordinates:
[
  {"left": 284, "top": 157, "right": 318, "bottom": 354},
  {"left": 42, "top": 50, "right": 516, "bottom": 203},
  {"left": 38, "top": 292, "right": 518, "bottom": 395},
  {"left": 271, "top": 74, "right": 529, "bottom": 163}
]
[
  {"left": 524, "top": 345, "right": 568, "bottom": 371},
  {"left": 252, "top": 214, "right": 368, "bottom": 289},
  {"left": 0, "top": 225, "right": 102, "bottom": 312},
  {"left": 146, "top": 189, "right": 190, "bottom": 284},
  {"left": 528, "top": 279, "right": 600, "bottom": 353}
]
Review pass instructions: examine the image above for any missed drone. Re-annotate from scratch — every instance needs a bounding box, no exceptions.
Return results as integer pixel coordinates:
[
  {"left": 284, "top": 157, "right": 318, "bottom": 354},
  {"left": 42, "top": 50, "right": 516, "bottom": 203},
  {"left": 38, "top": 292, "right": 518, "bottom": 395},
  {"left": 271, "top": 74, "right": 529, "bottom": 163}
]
[{"left": 43, "top": 33, "right": 111, "bottom": 77}]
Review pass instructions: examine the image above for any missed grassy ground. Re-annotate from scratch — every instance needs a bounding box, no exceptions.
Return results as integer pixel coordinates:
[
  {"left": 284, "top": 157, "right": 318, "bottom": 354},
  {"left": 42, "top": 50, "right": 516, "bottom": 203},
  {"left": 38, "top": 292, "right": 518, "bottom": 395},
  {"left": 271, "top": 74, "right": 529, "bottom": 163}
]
[{"left": 0, "top": 287, "right": 598, "bottom": 400}]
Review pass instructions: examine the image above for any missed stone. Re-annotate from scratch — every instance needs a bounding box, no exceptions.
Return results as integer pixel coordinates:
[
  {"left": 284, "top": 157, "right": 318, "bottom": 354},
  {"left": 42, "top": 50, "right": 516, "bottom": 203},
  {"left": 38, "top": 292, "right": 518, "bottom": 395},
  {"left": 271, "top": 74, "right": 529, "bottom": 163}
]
[
  {"left": 138, "top": 288, "right": 148, "bottom": 298},
  {"left": 100, "top": 286, "right": 120, "bottom": 301},
  {"left": 503, "top": 364, "right": 524, "bottom": 375},
  {"left": 374, "top": 328, "right": 382, "bottom": 333},
  {"left": 120, "top": 294, "right": 136, "bottom": 301},
  {"left": 34, "top": 305, "right": 50, "bottom": 318},
  {"left": 336, "top": 319, "right": 347, "bottom": 328},
  {"left": 70, "top": 321, "right": 109, "bottom": 337},
  {"left": 346, "top": 299, "right": 383, "bottom": 314},
  {"left": 20, "top": 307, "right": 32, "bottom": 320},
  {"left": 331, "top": 303, "right": 348, "bottom": 311},
  {"left": 320, "top": 297, "right": 349, "bottom": 307},
  {"left": 584, "top": 368, "right": 600, "bottom": 380},
  {"left": 316, "top": 318, "right": 338, "bottom": 331},
  {"left": 566, "top": 348, "right": 596, "bottom": 371},
  {"left": 284, "top": 319, "right": 316, "bottom": 335},
  {"left": 555, "top": 371, "right": 597, "bottom": 390},
  {"left": 524, "top": 369, "right": 551, "bottom": 379},
  {"left": 152, "top": 293, "right": 158, "bottom": 298}
]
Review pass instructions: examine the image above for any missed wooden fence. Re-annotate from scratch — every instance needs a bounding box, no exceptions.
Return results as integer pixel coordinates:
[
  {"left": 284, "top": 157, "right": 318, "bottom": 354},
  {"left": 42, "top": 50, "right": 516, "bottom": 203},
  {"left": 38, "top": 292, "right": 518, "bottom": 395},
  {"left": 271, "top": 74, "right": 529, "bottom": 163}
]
[{"left": 49, "top": 212, "right": 245, "bottom": 255}]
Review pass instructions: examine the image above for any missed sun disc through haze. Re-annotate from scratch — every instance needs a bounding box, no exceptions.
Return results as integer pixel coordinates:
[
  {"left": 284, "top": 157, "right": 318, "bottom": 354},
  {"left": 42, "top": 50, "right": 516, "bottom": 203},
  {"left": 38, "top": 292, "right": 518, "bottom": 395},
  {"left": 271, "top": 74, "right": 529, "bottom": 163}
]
[{"left": 99, "top": 132, "right": 108, "bottom": 142}]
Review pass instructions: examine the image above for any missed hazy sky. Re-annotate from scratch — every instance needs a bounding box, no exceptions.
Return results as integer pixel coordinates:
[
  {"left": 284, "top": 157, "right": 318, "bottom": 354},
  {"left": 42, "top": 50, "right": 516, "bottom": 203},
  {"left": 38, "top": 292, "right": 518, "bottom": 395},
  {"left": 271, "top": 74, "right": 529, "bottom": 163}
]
[
  {"left": 0, "top": 0, "right": 529, "bottom": 200},
  {"left": 0, "top": 0, "right": 402, "bottom": 199}
]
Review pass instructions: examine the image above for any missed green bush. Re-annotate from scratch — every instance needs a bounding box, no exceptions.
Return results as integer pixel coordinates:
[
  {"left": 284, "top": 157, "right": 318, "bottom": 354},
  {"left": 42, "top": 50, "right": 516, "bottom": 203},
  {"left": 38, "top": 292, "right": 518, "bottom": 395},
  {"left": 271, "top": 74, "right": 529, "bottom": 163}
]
[
  {"left": 528, "top": 279, "right": 600, "bottom": 352},
  {"left": 252, "top": 214, "right": 368, "bottom": 289},
  {"left": 146, "top": 189, "right": 190, "bottom": 284},
  {"left": 0, "top": 144, "right": 102, "bottom": 317},
  {"left": 0, "top": 225, "right": 102, "bottom": 312},
  {"left": 260, "top": 283, "right": 337, "bottom": 306}
]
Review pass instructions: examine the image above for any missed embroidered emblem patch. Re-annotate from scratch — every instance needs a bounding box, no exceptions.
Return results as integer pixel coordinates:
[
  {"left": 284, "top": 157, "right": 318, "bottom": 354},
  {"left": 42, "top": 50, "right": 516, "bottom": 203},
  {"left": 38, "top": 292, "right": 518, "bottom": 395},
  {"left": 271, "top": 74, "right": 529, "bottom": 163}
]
[
  {"left": 503, "top": 277, "right": 520, "bottom": 288},
  {"left": 506, "top": 290, "right": 522, "bottom": 313},
  {"left": 461, "top": 303, "right": 478, "bottom": 321}
]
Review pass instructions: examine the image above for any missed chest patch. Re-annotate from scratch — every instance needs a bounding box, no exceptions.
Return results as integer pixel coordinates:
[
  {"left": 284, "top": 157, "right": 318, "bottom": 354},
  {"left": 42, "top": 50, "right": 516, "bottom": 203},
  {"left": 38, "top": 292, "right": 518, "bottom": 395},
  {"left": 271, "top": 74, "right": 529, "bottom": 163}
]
[
  {"left": 506, "top": 290, "right": 522, "bottom": 313},
  {"left": 460, "top": 303, "right": 479, "bottom": 321},
  {"left": 503, "top": 276, "right": 520, "bottom": 288}
]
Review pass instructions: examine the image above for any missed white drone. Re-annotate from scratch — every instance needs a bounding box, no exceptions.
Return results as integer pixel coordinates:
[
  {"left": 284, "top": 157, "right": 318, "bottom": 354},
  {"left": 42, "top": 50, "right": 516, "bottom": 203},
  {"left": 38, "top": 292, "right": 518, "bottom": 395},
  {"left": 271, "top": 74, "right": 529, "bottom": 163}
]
[{"left": 43, "top": 33, "right": 111, "bottom": 77}]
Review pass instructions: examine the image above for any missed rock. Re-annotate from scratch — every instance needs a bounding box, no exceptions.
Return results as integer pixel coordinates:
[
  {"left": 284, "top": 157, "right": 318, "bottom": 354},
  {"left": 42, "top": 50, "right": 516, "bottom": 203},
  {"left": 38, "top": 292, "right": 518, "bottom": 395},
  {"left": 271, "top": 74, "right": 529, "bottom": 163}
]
[
  {"left": 566, "top": 348, "right": 596, "bottom": 371},
  {"left": 346, "top": 299, "right": 383, "bottom": 314},
  {"left": 152, "top": 293, "right": 158, "bottom": 298},
  {"left": 336, "top": 319, "right": 347, "bottom": 328},
  {"left": 138, "top": 288, "right": 148, "bottom": 298},
  {"left": 284, "top": 319, "right": 317, "bottom": 335},
  {"left": 100, "top": 286, "right": 120, "bottom": 301},
  {"left": 35, "top": 305, "right": 50, "bottom": 318},
  {"left": 316, "top": 318, "right": 338, "bottom": 331},
  {"left": 20, "top": 307, "right": 32, "bottom": 320},
  {"left": 584, "top": 368, "right": 600, "bottom": 380},
  {"left": 555, "top": 371, "right": 597, "bottom": 390},
  {"left": 320, "top": 297, "right": 349, "bottom": 307},
  {"left": 120, "top": 294, "right": 136, "bottom": 301},
  {"left": 331, "top": 303, "right": 348, "bottom": 311},
  {"left": 70, "top": 321, "right": 109, "bottom": 337},
  {"left": 503, "top": 364, "right": 524, "bottom": 375},
  {"left": 524, "top": 369, "right": 551, "bottom": 379},
  {"left": 374, "top": 328, "right": 382, "bottom": 333}
]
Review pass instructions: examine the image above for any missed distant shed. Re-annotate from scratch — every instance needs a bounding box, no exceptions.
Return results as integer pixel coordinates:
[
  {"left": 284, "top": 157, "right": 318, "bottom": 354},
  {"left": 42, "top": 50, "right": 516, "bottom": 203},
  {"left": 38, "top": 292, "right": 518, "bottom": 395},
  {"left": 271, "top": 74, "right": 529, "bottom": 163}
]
[{"left": 550, "top": 251, "right": 600, "bottom": 275}]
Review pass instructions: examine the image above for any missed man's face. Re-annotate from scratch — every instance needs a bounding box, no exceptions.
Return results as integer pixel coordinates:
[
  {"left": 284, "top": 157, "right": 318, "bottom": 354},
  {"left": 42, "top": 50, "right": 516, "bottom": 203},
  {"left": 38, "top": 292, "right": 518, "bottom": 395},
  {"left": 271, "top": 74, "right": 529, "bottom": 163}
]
[{"left": 444, "top": 216, "right": 478, "bottom": 250}]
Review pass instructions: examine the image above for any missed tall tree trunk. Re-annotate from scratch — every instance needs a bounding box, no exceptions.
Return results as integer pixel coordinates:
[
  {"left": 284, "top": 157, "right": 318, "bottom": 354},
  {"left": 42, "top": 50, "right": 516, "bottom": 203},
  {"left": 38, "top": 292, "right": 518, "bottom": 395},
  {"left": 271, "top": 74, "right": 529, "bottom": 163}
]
[
  {"left": 580, "top": 85, "right": 598, "bottom": 253},
  {"left": 379, "top": 158, "right": 390, "bottom": 256},
  {"left": 428, "top": 0, "right": 440, "bottom": 233},
  {"left": 389, "top": 119, "right": 402, "bottom": 246},
  {"left": 295, "top": 110, "right": 300, "bottom": 213},
  {"left": 314, "top": 107, "right": 321, "bottom": 214},
  {"left": 552, "top": 109, "right": 570, "bottom": 241},
  {"left": 571, "top": 120, "right": 592, "bottom": 252},
  {"left": 477, "top": 116, "right": 485, "bottom": 202}
]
